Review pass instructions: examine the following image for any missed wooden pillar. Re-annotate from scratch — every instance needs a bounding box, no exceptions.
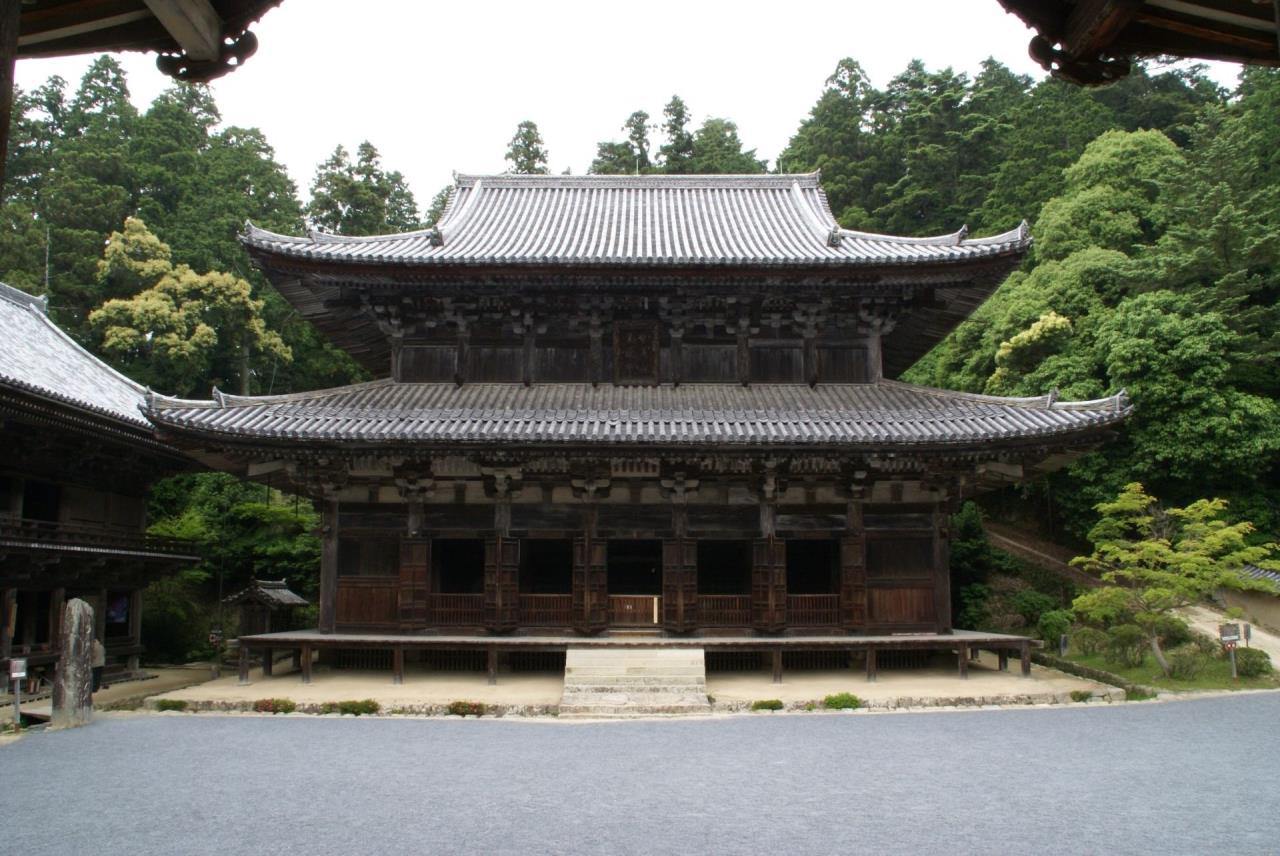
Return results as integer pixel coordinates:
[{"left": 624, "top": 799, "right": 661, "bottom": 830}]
[
  {"left": 319, "top": 498, "right": 339, "bottom": 633},
  {"left": 237, "top": 644, "right": 250, "bottom": 685},
  {"left": 486, "top": 647, "right": 498, "bottom": 685},
  {"left": 771, "top": 649, "right": 783, "bottom": 684},
  {"left": 736, "top": 310, "right": 751, "bottom": 385},
  {"left": 94, "top": 588, "right": 107, "bottom": 643},
  {"left": 670, "top": 328, "right": 683, "bottom": 385},
  {"left": 49, "top": 587, "right": 66, "bottom": 649},
  {"left": 839, "top": 503, "right": 866, "bottom": 631},
  {"left": 292, "top": 647, "right": 302, "bottom": 673},
  {"left": 1020, "top": 641, "right": 1031, "bottom": 677},
  {"left": 301, "top": 643, "right": 313, "bottom": 684},
  {"left": 865, "top": 332, "right": 883, "bottom": 382},
  {"left": 261, "top": 647, "right": 273, "bottom": 677},
  {"left": 127, "top": 589, "right": 143, "bottom": 672},
  {"left": 0, "top": 0, "right": 20, "bottom": 194},
  {"left": 998, "top": 650, "right": 1009, "bottom": 672},
  {"left": 866, "top": 646, "right": 877, "bottom": 682},
  {"left": 957, "top": 643, "right": 969, "bottom": 679},
  {"left": 392, "top": 646, "right": 404, "bottom": 685},
  {"left": 932, "top": 505, "right": 953, "bottom": 632},
  {"left": 0, "top": 587, "right": 13, "bottom": 660}
]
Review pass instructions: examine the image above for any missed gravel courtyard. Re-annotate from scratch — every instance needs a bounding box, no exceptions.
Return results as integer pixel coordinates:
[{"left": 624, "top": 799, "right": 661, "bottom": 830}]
[{"left": 4, "top": 694, "right": 1278, "bottom": 855}]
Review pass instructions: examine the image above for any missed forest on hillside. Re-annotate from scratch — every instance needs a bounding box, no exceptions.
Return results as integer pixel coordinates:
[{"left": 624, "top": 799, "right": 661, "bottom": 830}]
[{"left": 2, "top": 56, "right": 1276, "bottom": 657}]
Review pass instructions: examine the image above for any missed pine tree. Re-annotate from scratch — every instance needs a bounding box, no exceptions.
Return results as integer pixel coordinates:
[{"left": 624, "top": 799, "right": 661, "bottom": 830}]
[{"left": 504, "top": 121, "right": 549, "bottom": 175}]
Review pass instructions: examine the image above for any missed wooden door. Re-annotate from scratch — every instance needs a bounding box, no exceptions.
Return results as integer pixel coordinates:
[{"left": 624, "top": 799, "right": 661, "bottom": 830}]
[
  {"left": 662, "top": 539, "right": 697, "bottom": 633},
  {"left": 398, "top": 538, "right": 430, "bottom": 629},
  {"left": 839, "top": 534, "right": 867, "bottom": 630},
  {"left": 484, "top": 537, "right": 520, "bottom": 632},
  {"left": 752, "top": 539, "right": 786, "bottom": 631},
  {"left": 573, "top": 537, "right": 608, "bottom": 634}
]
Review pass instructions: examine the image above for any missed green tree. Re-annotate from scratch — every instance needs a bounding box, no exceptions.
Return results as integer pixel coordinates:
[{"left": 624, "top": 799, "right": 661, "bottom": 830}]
[
  {"left": 688, "top": 118, "right": 766, "bottom": 174},
  {"left": 1071, "top": 483, "right": 1278, "bottom": 676},
  {"left": 88, "top": 218, "right": 290, "bottom": 395},
  {"left": 504, "top": 120, "right": 549, "bottom": 175},
  {"left": 589, "top": 111, "right": 652, "bottom": 175},
  {"left": 657, "top": 96, "right": 694, "bottom": 173},
  {"left": 306, "top": 141, "right": 420, "bottom": 235}
]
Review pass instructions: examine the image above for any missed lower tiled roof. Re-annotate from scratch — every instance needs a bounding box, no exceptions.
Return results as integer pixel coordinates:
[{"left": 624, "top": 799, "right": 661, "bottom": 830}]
[{"left": 148, "top": 380, "right": 1130, "bottom": 449}]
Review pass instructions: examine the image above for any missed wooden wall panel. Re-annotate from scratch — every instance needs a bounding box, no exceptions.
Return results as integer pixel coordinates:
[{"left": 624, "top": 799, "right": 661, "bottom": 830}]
[
  {"left": 662, "top": 539, "right": 697, "bottom": 632},
  {"left": 752, "top": 539, "right": 786, "bottom": 631},
  {"left": 867, "top": 586, "right": 937, "bottom": 626},
  {"left": 398, "top": 538, "right": 430, "bottom": 628},
  {"left": 336, "top": 577, "right": 399, "bottom": 628}
]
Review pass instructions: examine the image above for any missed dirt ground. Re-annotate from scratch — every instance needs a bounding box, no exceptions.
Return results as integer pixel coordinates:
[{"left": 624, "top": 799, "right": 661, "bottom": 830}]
[{"left": 148, "top": 650, "right": 1115, "bottom": 712}]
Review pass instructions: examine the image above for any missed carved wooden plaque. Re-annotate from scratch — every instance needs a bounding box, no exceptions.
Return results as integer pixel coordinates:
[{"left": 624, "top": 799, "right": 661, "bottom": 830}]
[{"left": 613, "top": 321, "right": 659, "bottom": 384}]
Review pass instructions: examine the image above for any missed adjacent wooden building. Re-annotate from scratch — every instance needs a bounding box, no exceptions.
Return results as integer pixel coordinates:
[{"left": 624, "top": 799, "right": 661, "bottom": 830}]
[
  {"left": 0, "top": 283, "right": 198, "bottom": 685},
  {"left": 149, "top": 173, "right": 1130, "bottom": 643}
]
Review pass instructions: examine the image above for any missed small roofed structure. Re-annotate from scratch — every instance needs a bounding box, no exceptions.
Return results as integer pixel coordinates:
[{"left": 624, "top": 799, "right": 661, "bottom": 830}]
[
  {"left": 998, "top": 0, "right": 1280, "bottom": 85},
  {"left": 224, "top": 579, "right": 309, "bottom": 636}
]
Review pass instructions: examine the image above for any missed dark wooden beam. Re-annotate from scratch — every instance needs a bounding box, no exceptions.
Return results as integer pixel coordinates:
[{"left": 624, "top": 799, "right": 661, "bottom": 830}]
[
  {"left": 319, "top": 499, "right": 339, "bottom": 633},
  {"left": 301, "top": 642, "right": 313, "bottom": 684},
  {"left": 866, "top": 646, "right": 877, "bottom": 682},
  {"left": 771, "top": 648, "right": 783, "bottom": 684},
  {"left": 1063, "top": 0, "right": 1144, "bottom": 56}
]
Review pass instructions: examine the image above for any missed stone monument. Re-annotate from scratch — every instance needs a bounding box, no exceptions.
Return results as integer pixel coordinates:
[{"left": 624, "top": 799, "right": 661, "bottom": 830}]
[{"left": 51, "top": 598, "right": 94, "bottom": 729}]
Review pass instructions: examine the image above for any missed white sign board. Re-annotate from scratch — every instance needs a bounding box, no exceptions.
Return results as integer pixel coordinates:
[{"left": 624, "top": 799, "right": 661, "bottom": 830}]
[{"left": 9, "top": 658, "right": 26, "bottom": 679}]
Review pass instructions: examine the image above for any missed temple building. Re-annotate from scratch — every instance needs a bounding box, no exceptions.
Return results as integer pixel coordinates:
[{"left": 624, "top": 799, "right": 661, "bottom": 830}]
[
  {"left": 0, "top": 283, "right": 198, "bottom": 689},
  {"left": 146, "top": 173, "right": 1129, "bottom": 678}
]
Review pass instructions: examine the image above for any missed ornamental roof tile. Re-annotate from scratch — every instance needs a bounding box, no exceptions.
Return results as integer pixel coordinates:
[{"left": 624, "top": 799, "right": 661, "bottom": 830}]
[
  {"left": 148, "top": 379, "right": 1129, "bottom": 449},
  {"left": 0, "top": 282, "right": 150, "bottom": 427},
  {"left": 242, "top": 173, "right": 1030, "bottom": 268}
]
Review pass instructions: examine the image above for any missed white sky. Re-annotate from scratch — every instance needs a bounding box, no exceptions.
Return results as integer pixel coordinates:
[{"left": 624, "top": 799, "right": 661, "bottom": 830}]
[{"left": 14, "top": 0, "right": 1242, "bottom": 207}]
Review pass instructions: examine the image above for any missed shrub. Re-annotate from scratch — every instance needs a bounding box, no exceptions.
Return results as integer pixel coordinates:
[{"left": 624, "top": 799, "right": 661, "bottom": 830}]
[
  {"left": 1069, "top": 690, "right": 1093, "bottom": 702},
  {"left": 154, "top": 699, "right": 188, "bottom": 712},
  {"left": 1232, "top": 648, "right": 1272, "bottom": 678},
  {"left": 1037, "top": 610, "right": 1073, "bottom": 645},
  {"left": 1104, "top": 624, "right": 1147, "bottom": 668},
  {"left": 337, "top": 699, "right": 380, "bottom": 716},
  {"left": 447, "top": 700, "right": 486, "bottom": 717},
  {"left": 1166, "top": 646, "right": 1205, "bottom": 680},
  {"left": 751, "top": 699, "right": 784, "bottom": 711},
  {"left": 1073, "top": 627, "right": 1108, "bottom": 656},
  {"left": 1154, "top": 615, "right": 1192, "bottom": 648},
  {"left": 1191, "top": 632, "right": 1220, "bottom": 657},
  {"left": 321, "top": 699, "right": 380, "bottom": 716},
  {"left": 957, "top": 583, "right": 991, "bottom": 630},
  {"left": 1011, "top": 590, "right": 1057, "bottom": 626},
  {"left": 822, "top": 692, "right": 861, "bottom": 710},
  {"left": 252, "top": 698, "right": 297, "bottom": 714}
]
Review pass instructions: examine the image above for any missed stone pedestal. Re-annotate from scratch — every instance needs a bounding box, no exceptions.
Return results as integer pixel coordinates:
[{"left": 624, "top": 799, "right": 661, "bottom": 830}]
[{"left": 51, "top": 598, "right": 94, "bottom": 730}]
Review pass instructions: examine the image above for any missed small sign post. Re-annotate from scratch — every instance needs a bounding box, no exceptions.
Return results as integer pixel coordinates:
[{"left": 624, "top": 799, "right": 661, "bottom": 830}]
[
  {"left": 209, "top": 628, "right": 224, "bottom": 679},
  {"left": 1244, "top": 623, "right": 1252, "bottom": 648},
  {"left": 9, "top": 658, "right": 26, "bottom": 729},
  {"left": 1220, "top": 624, "right": 1240, "bottom": 680}
]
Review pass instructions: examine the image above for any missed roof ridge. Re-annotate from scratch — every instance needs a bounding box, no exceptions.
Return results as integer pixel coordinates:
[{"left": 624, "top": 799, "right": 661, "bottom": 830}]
[
  {"left": 880, "top": 378, "right": 1129, "bottom": 412},
  {"left": 0, "top": 280, "right": 49, "bottom": 313},
  {"left": 148, "top": 376, "right": 396, "bottom": 410},
  {"left": 455, "top": 172, "right": 821, "bottom": 189}
]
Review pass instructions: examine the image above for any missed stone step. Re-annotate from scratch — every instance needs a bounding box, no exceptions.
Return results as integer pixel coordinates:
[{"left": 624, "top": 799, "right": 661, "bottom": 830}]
[
  {"left": 560, "top": 647, "right": 711, "bottom": 717},
  {"left": 564, "top": 678, "right": 707, "bottom": 690}
]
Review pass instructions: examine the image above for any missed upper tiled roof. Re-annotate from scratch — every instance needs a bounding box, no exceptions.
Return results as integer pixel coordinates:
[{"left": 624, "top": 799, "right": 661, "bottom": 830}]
[
  {"left": 0, "top": 282, "right": 150, "bottom": 427},
  {"left": 242, "top": 173, "right": 1030, "bottom": 268},
  {"left": 1241, "top": 564, "right": 1280, "bottom": 589},
  {"left": 148, "top": 380, "right": 1129, "bottom": 449}
]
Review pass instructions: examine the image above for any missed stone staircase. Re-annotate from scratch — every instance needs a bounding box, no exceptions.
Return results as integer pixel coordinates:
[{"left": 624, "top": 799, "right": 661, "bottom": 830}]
[{"left": 558, "top": 647, "right": 711, "bottom": 718}]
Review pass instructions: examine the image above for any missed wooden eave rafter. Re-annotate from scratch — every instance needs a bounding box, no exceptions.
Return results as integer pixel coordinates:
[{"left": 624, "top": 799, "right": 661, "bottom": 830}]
[
  {"left": 1000, "top": 0, "right": 1280, "bottom": 85},
  {"left": 14, "top": 1, "right": 281, "bottom": 80}
]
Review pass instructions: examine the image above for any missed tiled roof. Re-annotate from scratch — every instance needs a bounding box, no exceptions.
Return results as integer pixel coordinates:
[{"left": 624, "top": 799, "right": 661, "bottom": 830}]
[
  {"left": 149, "top": 380, "right": 1129, "bottom": 449},
  {"left": 1241, "top": 565, "right": 1280, "bottom": 589},
  {"left": 224, "top": 579, "right": 309, "bottom": 607},
  {"left": 242, "top": 173, "right": 1030, "bottom": 268},
  {"left": 0, "top": 282, "right": 150, "bottom": 427}
]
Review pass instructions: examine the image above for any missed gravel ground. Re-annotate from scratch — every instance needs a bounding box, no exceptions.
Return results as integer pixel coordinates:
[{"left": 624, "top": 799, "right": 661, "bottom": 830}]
[{"left": 3, "top": 694, "right": 1278, "bottom": 856}]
